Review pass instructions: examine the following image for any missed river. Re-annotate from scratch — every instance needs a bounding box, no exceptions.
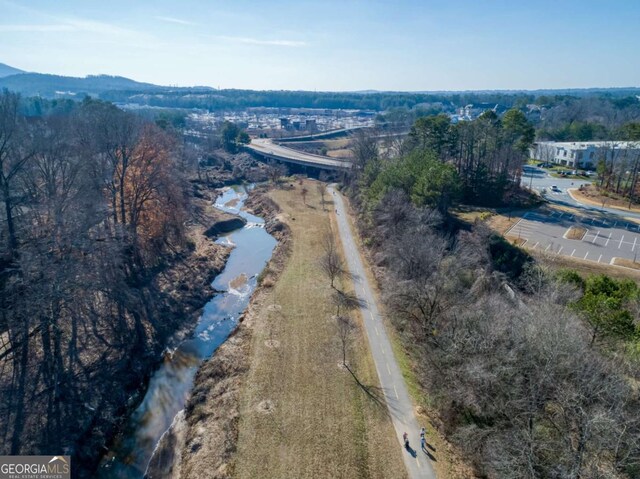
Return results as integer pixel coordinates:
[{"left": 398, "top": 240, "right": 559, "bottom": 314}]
[{"left": 97, "top": 184, "right": 277, "bottom": 478}]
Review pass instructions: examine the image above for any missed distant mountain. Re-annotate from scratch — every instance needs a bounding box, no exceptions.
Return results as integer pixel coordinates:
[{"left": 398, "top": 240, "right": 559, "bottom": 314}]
[
  {"left": 0, "top": 72, "right": 165, "bottom": 97},
  {"left": 0, "top": 62, "right": 638, "bottom": 112},
  {"left": 0, "top": 63, "right": 25, "bottom": 78}
]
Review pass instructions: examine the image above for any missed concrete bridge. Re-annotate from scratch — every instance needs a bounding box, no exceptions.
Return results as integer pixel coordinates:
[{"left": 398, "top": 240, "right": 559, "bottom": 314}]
[
  {"left": 277, "top": 126, "right": 367, "bottom": 142},
  {"left": 245, "top": 138, "right": 353, "bottom": 171}
]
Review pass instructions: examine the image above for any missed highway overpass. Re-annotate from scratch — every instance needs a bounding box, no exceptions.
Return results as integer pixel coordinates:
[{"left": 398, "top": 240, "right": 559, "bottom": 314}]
[
  {"left": 245, "top": 138, "right": 353, "bottom": 171},
  {"left": 277, "top": 126, "right": 367, "bottom": 142}
]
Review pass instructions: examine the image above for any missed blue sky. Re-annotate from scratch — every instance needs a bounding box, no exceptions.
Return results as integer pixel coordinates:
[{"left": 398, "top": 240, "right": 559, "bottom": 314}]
[{"left": 1, "top": 0, "right": 639, "bottom": 91}]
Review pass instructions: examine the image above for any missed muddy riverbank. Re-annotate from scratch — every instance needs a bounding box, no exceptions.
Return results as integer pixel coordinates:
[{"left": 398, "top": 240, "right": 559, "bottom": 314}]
[
  {"left": 99, "top": 185, "right": 280, "bottom": 478},
  {"left": 145, "top": 185, "right": 290, "bottom": 479}
]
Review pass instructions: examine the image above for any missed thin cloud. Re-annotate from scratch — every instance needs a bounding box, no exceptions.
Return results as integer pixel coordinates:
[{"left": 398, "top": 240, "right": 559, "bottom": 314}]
[
  {"left": 0, "top": 18, "right": 142, "bottom": 38},
  {"left": 219, "top": 35, "right": 307, "bottom": 47},
  {"left": 155, "top": 16, "right": 195, "bottom": 26},
  {"left": 0, "top": 24, "right": 75, "bottom": 32},
  {"left": 62, "top": 17, "right": 143, "bottom": 37}
]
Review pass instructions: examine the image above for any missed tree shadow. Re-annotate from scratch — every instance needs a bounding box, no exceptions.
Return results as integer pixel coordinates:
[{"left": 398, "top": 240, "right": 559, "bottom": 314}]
[
  {"left": 344, "top": 364, "right": 386, "bottom": 407},
  {"left": 332, "top": 289, "right": 364, "bottom": 313}
]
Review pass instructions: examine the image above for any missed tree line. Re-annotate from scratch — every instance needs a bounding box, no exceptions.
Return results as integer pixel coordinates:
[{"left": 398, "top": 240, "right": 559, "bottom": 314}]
[
  {"left": 348, "top": 187, "right": 640, "bottom": 478},
  {"left": 355, "top": 110, "right": 535, "bottom": 209},
  {"left": 345, "top": 111, "right": 640, "bottom": 477},
  {"left": 0, "top": 91, "right": 191, "bottom": 472}
]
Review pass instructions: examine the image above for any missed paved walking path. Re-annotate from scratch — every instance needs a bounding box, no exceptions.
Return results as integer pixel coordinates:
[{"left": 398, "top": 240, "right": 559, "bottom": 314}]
[{"left": 330, "top": 186, "right": 436, "bottom": 479}]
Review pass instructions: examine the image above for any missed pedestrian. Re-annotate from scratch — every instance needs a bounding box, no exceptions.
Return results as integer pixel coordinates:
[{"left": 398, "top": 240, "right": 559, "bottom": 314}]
[{"left": 402, "top": 432, "right": 409, "bottom": 448}]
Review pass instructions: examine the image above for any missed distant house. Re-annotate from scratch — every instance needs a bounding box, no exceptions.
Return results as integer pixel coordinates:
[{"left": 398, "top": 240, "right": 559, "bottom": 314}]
[
  {"left": 455, "top": 103, "right": 507, "bottom": 121},
  {"left": 531, "top": 141, "right": 640, "bottom": 169}
]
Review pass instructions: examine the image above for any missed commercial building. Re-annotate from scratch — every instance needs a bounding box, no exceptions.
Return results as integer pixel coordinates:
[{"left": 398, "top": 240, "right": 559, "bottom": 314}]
[{"left": 531, "top": 141, "right": 640, "bottom": 169}]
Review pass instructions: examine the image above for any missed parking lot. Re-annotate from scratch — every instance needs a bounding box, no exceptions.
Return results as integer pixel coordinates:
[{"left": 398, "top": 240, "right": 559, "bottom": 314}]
[{"left": 506, "top": 210, "right": 640, "bottom": 264}]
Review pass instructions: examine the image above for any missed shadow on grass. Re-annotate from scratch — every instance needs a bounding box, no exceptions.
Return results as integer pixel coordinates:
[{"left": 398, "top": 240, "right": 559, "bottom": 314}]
[
  {"left": 343, "top": 363, "right": 386, "bottom": 407},
  {"left": 332, "top": 289, "right": 365, "bottom": 314},
  {"left": 422, "top": 443, "right": 437, "bottom": 461}
]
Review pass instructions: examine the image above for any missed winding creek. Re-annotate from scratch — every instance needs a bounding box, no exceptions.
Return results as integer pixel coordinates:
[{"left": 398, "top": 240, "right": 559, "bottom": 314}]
[{"left": 97, "top": 185, "right": 277, "bottom": 478}]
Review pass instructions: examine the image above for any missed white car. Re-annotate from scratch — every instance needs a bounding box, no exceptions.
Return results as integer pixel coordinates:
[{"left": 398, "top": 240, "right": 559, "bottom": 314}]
[{"left": 551, "top": 185, "right": 560, "bottom": 192}]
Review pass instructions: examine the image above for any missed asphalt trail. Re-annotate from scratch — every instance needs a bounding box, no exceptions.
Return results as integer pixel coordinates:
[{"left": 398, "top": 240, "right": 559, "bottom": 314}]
[{"left": 330, "top": 186, "right": 436, "bottom": 479}]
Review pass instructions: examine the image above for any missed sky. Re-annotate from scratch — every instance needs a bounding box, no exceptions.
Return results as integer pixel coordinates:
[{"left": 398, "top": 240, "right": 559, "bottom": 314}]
[{"left": 1, "top": 0, "right": 639, "bottom": 91}]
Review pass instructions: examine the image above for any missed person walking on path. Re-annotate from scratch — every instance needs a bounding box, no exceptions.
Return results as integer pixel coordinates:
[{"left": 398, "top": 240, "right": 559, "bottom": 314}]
[
  {"left": 403, "top": 432, "right": 409, "bottom": 449},
  {"left": 420, "top": 427, "right": 426, "bottom": 451}
]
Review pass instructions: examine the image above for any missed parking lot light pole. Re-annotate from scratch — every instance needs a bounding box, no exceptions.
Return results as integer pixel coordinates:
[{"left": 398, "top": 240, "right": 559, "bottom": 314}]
[{"left": 529, "top": 169, "right": 534, "bottom": 189}]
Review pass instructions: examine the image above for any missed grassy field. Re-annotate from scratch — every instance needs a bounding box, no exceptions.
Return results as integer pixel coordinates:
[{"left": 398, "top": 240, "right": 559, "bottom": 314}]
[{"left": 233, "top": 180, "right": 406, "bottom": 479}]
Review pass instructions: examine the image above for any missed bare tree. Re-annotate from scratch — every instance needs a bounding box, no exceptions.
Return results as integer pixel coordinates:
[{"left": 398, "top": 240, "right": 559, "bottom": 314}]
[
  {"left": 316, "top": 182, "right": 327, "bottom": 211},
  {"left": 318, "top": 231, "right": 345, "bottom": 289},
  {"left": 267, "top": 160, "right": 287, "bottom": 185},
  {"left": 336, "top": 315, "right": 353, "bottom": 367},
  {"left": 351, "top": 128, "right": 379, "bottom": 171},
  {"left": 331, "top": 289, "right": 360, "bottom": 317},
  {"left": 0, "top": 90, "right": 31, "bottom": 254}
]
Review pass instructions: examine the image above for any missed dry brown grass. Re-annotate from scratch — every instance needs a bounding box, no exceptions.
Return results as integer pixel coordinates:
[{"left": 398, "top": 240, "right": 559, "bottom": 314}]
[
  {"left": 508, "top": 237, "right": 527, "bottom": 246},
  {"left": 486, "top": 213, "right": 521, "bottom": 235},
  {"left": 611, "top": 258, "right": 640, "bottom": 270},
  {"left": 570, "top": 186, "right": 640, "bottom": 213},
  {"left": 564, "top": 226, "right": 587, "bottom": 240},
  {"left": 327, "top": 148, "right": 354, "bottom": 158},
  {"left": 233, "top": 180, "right": 406, "bottom": 479},
  {"left": 532, "top": 250, "right": 640, "bottom": 282}
]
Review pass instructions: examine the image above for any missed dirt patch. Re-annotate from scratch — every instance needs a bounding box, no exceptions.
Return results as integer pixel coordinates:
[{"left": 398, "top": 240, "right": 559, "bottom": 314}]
[
  {"left": 266, "top": 304, "right": 282, "bottom": 312},
  {"left": 255, "top": 399, "right": 275, "bottom": 414},
  {"left": 225, "top": 198, "right": 240, "bottom": 208},
  {"left": 229, "top": 273, "right": 248, "bottom": 290},
  {"left": 327, "top": 148, "right": 353, "bottom": 158},
  {"left": 564, "top": 226, "right": 587, "bottom": 240}
]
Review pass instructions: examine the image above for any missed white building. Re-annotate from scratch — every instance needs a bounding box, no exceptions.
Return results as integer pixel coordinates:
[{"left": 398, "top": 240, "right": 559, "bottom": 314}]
[{"left": 531, "top": 141, "right": 640, "bottom": 169}]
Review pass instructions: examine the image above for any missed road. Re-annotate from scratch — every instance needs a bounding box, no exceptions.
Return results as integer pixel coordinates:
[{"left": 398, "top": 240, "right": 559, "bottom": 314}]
[
  {"left": 330, "top": 185, "right": 436, "bottom": 479},
  {"left": 247, "top": 138, "right": 352, "bottom": 170},
  {"left": 522, "top": 165, "right": 640, "bottom": 220}
]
